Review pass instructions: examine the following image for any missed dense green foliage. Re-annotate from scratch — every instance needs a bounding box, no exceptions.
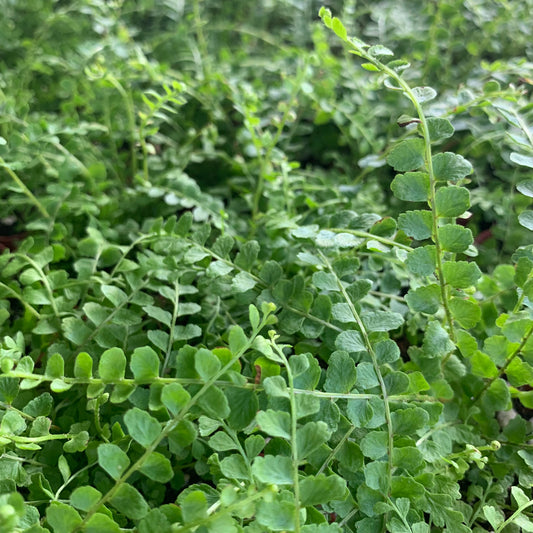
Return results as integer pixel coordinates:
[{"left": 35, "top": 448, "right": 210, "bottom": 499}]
[{"left": 1, "top": 1, "right": 533, "bottom": 531}]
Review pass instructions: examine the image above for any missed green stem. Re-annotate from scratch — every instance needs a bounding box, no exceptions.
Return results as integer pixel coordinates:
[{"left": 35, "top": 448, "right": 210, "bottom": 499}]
[
  {"left": 272, "top": 339, "right": 301, "bottom": 532},
  {"left": 0, "top": 402, "right": 35, "bottom": 420},
  {"left": 0, "top": 282, "right": 41, "bottom": 319},
  {"left": 320, "top": 251, "right": 393, "bottom": 507},
  {"left": 6, "top": 433, "right": 73, "bottom": 444},
  {"left": 472, "top": 321, "right": 533, "bottom": 403},
  {"left": 317, "top": 426, "right": 355, "bottom": 476},
  {"left": 12, "top": 254, "right": 59, "bottom": 320},
  {"left": 93, "top": 395, "right": 109, "bottom": 443},
  {"left": 4, "top": 369, "right": 438, "bottom": 404},
  {"left": 495, "top": 500, "right": 533, "bottom": 533},
  {"left": 320, "top": 11, "right": 457, "bottom": 345},
  {"left": 330, "top": 228, "right": 413, "bottom": 252},
  {"left": 0, "top": 158, "right": 50, "bottom": 218},
  {"left": 162, "top": 281, "right": 180, "bottom": 375},
  {"left": 54, "top": 461, "right": 97, "bottom": 501},
  {"left": 468, "top": 479, "right": 493, "bottom": 528},
  {"left": 392, "top": 76, "right": 456, "bottom": 344}
]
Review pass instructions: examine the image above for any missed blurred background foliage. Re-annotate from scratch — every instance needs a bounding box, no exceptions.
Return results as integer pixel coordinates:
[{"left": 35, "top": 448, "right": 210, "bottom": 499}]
[{"left": 0, "top": 0, "right": 532, "bottom": 262}]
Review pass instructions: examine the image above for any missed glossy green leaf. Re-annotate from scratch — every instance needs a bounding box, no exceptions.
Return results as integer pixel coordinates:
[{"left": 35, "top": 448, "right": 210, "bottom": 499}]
[
  {"left": 70, "top": 486, "right": 102, "bottom": 512},
  {"left": 438, "top": 224, "right": 473, "bottom": 253},
  {"left": 130, "top": 346, "right": 160, "bottom": 381},
  {"left": 97, "top": 443, "right": 130, "bottom": 480},
  {"left": 252, "top": 455, "right": 293, "bottom": 485},
  {"left": 398, "top": 210, "right": 433, "bottom": 240},
  {"left": 432, "top": 152, "right": 473, "bottom": 182},
  {"left": 519, "top": 211, "right": 533, "bottom": 231},
  {"left": 426, "top": 117, "right": 454, "bottom": 142},
  {"left": 229, "top": 325, "right": 247, "bottom": 354},
  {"left": 148, "top": 330, "right": 169, "bottom": 351},
  {"left": 423, "top": 321, "right": 454, "bottom": 358},
  {"left": 510, "top": 152, "right": 533, "bottom": 168},
  {"left": 471, "top": 351, "right": 498, "bottom": 378},
  {"left": 45, "top": 353, "right": 64, "bottom": 379},
  {"left": 46, "top": 502, "right": 82, "bottom": 533},
  {"left": 442, "top": 261, "right": 482, "bottom": 288},
  {"left": 194, "top": 348, "right": 221, "bottom": 381},
  {"left": 361, "top": 62, "right": 380, "bottom": 72},
  {"left": 139, "top": 452, "right": 174, "bottom": 482},
  {"left": 483, "top": 506, "right": 504, "bottom": 530},
  {"left": 256, "top": 498, "right": 295, "bottom": 531},
  {"left": 449, "top": 298, "right": 481, "bottom": 328},
  {"left": 299, "top": 474, "right": 347, "bottom": 505},
  {"left": 256, "top": 410, "right": 291, "bottom": 439},
  {"left": 507, "top": 358, "right": 533, "bottom": 388},
  {"left": 123, "top": 408, "right": 161, "bottom": 447},
  {"left": 161, "top": 383, "right": 190, "bottom": 416},
  {"left": 405, "top": 245, "right": 437, "bottom": 276},
  {"left": 297, "top": 421, "right": 330, "bottom": 458},
  {"left": 101, "top": 285, "right": 128, "bottom": 306},
  {"left": 364, "top": 461, "right": 388, "bottom": 492},
  {"left": 517, "top": 179, "right": 533, "bottom": 198},
  {"left": 143, "top": 305, "right": 171, "bottom": 327},
  {"left": 362, "top": 311, "right": 404, "bottom": 332},
  {"left": 109, "top": 483, "right": 149, "bottom": 520},
  {"left": 98, "top": 348, "right": 126, "bottom": 382},
  {"left": 335, "top": 330, "right": 366, "bottom": 352},
  {"left": 391, "top": 172, "right": 430, "bottom": 202},
  {"left": 324, "top": 351, "right": 357, "bottom": 393},
  {"left": 405, "top": 284, "right": 441, "bottom": 314},
  {"left": 375, "top": 340, "right": 400, "bottom": 364},
  {"left": 74, "top": 352, "right": 93, "bottom": 379},
  {"left": 386, "top": 138, "right": 426, "bottom": 171},
  {"left": 226, "top": 386, "right": 259, "bottom": 429},
  {"left": 197, "top": 386, "right": 230, "bottom": 419},
  {"left": 249, "top": 304, "right": 260, "bottom": 330},
  {"left": 361, "top": 431, "right": 388, "bottom": 459},
  {"left": 312, "top": 271, "right": 339, "bottom": 291},
  {"left": 435, "top": 186, "right": 470, "bottom": 217}
]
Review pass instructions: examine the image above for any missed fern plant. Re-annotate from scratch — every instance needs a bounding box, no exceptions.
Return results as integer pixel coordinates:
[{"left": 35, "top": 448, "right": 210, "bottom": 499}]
[{"left": 1, "top": 3, "right": 533, "bottom": 533}]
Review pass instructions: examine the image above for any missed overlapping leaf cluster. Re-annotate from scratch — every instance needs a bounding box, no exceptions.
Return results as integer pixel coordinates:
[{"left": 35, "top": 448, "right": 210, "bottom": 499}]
[{"left": 0, "top": 1, "right": 533, "bottom": 532}]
